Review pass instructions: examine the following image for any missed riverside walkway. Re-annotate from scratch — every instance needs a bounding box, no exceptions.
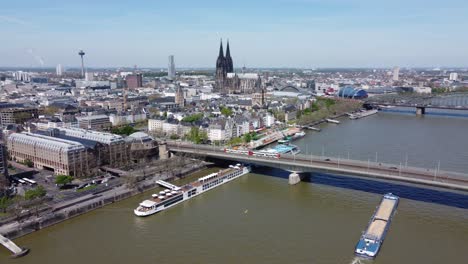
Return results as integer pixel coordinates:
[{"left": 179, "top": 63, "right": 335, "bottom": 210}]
[{"left": 167, "top": 142, "right": 468, "bottom": 192}]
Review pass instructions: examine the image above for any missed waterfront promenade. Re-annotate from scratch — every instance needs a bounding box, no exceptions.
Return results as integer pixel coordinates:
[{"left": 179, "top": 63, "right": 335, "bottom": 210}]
[{"left": 167, "top": 142, "right": 468, "bottom": 192}]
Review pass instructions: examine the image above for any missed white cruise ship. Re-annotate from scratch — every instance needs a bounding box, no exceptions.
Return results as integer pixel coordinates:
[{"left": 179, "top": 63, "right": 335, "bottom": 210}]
[{"left": 134, "top": 164, "right": 251, "bottom": 217}]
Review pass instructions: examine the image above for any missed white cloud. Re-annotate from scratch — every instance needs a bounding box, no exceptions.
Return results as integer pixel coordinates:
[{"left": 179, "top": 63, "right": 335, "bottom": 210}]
[{"left": 0, "top": 15, "right": 30, "bottom": 26}]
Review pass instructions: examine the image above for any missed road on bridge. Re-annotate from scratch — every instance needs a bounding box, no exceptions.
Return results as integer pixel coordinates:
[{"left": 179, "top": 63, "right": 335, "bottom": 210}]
[{"left": 167, "top": 142, "right": 468, "bottom": 192}]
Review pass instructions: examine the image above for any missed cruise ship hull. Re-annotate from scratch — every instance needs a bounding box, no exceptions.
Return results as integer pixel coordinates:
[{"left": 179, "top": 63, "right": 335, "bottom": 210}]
[{"left": 134, "top": 166, "right": 251, "bottom": 217}]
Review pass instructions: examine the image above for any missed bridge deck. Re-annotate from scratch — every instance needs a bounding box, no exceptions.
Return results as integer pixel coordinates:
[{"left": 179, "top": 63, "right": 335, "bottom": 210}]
[{"left": 167, "top": 142, "right": 468, "bottom": 192}]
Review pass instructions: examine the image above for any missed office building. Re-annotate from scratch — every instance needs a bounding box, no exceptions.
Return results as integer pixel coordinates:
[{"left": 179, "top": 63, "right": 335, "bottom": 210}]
[
  {"left": 49, "top": 127, "right": 129, "bottom": 167},
  {"left": 0, "top": 143, "right": 9, "bottom": 192},
  {"left": 56, "top": 64, "right": 63, "bottom": 76},
  {"left": 392, "top": 67, "right": 400, "bottom": 81},
  {"left": 76, "top": 115, "right": 111, "bottom": 130},
  {"left": 168, "top": 55, "right": 176, "bottom": 80},
  {"left": 449, "top": 73, "right": 458, "bottom": 81},
  {"left": 13, "top": 71, "right": 31, "bottom": 82},
  {"left": 7, "top": 132, "right": 89, "bottom": 176},
  {"left": 0, "top": 107, "right": 39, "bottom": 125},
  {"left": 126, "top": 74, "right": 143, "bottom": 89}
]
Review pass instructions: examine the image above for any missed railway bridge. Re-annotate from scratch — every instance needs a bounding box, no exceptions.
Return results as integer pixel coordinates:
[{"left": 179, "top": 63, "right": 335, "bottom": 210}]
[{"left": 166, "top": 142, "right": 468, "bottom": 192}]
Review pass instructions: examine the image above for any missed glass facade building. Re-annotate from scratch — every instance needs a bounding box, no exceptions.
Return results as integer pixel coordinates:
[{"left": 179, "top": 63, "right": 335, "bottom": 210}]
[{"left": 338, "top": 86, "right": 368, "bottom": 99}]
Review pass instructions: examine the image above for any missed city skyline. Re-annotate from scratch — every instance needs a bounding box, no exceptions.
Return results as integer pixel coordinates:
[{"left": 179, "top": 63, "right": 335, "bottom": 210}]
[{"left": 1, "top": 0, "right": 468, "bottom": 68}]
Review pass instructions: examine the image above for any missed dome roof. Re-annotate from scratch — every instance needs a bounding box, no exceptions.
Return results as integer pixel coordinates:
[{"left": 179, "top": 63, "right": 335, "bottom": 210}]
[{"left": 128, "top": 132, "right": 153, "bottom": 140}]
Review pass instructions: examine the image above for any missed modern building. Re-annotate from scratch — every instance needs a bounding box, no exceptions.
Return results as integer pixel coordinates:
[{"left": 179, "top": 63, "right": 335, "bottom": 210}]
[
  {"left": 148, "top": 119, "right": 165, "bottom": 132},
  {"left": 7, "top": 132, "right": 89, "bottom": 176},
  {"left": 0, "top": 143, "right": 9, "bottom": 193},
  {"left": 126, "top": 74, "right": 143, "bottom": 89},
  {"left": 0, "top": 107, "right": 39, "bottom": 125},
  {"left": 76, "top": 115, "right": 111, "bottom": 130},
  {"left": 413, "top": 86, "right": 432, "bottom": 94},
  {"left": 49, "top": 127, "right": 129, "bottom": 167},
  {"left": 338, "top": 86, "right": 368, "bottom": 99},
  {"left": 449, "top": 73, "right": 458, "bottom": 81},
  {"left": 168, "top": 55, "right": 176, "bottom": 80},
  {"left": 13, "top": 71, "right": 31, "bottom": 82},
  {"left": 392, "top": 67, "right": 400, "bottom": 81},
  {"left": 85, "top": 72, "right": 94, "bottom": 81},
  {"left": 56, "top": 64, "right": 63, "bottom": 76},
  {"left": 263, "top": 114, "right": 275, "bottom": 127}
]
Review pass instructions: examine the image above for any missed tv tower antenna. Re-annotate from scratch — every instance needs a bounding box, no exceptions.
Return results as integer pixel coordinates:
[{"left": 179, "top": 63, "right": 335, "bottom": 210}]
[{"left": 78, "top": 49, "right": 85, "bottom": 78}]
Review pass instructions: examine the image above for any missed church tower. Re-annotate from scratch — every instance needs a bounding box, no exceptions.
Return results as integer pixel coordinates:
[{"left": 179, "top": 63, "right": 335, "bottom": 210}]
[
  {"left": 215, "top": 39, "right": 227, "bottom": 92},
  {"left": 175, "top": 85, "right": 185, "bottom": 107},
  {"left": 225, "top": 40, "right": 234, "bottom": 73}
]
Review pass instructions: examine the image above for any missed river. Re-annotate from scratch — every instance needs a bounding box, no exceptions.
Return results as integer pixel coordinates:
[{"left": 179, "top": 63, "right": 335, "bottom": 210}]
[{"left": 2, "top": 111, "right": 468, "bottom": 263}]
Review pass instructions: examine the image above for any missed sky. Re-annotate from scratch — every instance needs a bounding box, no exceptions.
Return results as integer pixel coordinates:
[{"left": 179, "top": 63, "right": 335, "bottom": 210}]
[{"left": 1, "top": 0, "right": 468, "bottom": 68}]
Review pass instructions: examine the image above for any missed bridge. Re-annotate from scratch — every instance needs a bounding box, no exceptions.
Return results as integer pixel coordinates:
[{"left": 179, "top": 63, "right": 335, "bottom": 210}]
[
  {"left": 365, "top": 94, "right": 468, "bottom": 115},
  {"left": 166, "top": 142, "right": 468, "bottom": 192}
]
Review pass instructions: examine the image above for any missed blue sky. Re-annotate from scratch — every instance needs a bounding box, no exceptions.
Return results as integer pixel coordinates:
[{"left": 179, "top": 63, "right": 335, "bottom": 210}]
[{"left": 1, "top": 0, "right": 467, "bottom": 68}]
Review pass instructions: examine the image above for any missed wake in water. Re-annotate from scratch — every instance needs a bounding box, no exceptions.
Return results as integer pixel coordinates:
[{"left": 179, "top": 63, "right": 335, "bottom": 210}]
[{"left": 350, "top": 257, "right": 372, "bottom": 264}]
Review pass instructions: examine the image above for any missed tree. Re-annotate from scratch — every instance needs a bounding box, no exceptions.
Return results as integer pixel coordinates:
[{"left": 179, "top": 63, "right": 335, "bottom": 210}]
[
  {"left": 111, "top": 125, "right": 136, "bottom": 136},
  {"left": 182, "top": 113, "right": 203, "bottom": 123},
  {"left": 170, "top": 134, "right": 180, "bottom": 140},
  {"left": 43, "top": 106, "right": 60, "bottom": 116},
  {"left": 24, "top": 186, "right": 47, "bottom": 200},
  {"left": 187, "top": 127, "right": 208, "bottom": 144},
  {"left": 243, "top": 133, "right": 252, "bottom": 143},
  {"left": 55, "top": 175, "right": 74, "bottom": 185},
  {"left": 24, "top": 159, "right": 33, "bottom": 168},
  {"left": 220, "top": 107, "right": 233, "bottom": 117},
  {"left": 0, "top": 196, "right": 11, "bottom": 213}
]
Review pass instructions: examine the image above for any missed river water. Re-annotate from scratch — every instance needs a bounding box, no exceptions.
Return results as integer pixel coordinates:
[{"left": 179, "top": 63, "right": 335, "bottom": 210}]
[{"left": 3, "top": 111, "right": 468, "bottom": 263}]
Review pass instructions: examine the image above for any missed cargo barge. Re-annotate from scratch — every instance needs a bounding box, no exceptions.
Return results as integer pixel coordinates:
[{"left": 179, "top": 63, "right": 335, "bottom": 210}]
[{"left": 355, "top": 193, "right": 399, "bottom": 258}]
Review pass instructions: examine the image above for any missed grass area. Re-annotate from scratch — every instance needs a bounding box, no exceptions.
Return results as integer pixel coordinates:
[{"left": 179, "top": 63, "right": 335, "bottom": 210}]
[{"left": 77, "top": 185, "right": 98, "bottom": 192}]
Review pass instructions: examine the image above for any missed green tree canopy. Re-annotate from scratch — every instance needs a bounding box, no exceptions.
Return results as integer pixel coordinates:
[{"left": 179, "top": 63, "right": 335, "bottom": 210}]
[
  {"left": 55, "top": 175, "right": 74, "bottom": 185},
  {"left": 111, "top": 125, "right": 137, "bottom": 136},
  {"left": 182, "top": 113, "right": 203, "bottom": 123},
  {"left": 220, "top": 107, "right": 233, "bottom": 117},
  {"left": 0, "top": 196, "right": 12, "bottom": 213},
  {"left": 24, "top": 186, "right": 47, "bottom": 200},
  {"left": 187, "top": 127, "right": 208, "bottom": 144}
]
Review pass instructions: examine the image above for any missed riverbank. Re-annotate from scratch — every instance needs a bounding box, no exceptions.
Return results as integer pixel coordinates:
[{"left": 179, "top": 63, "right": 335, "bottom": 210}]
[{"left": 0, "top": 161, "right": 209, "bottom": 241}]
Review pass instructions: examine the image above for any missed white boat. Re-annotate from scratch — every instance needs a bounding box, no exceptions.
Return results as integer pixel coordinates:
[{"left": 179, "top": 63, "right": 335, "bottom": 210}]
[
  {"left": 349, "top": 109, "right": 378, "bottom": 120},
  {"left": 134, "top": 164, "right": 251, "bottom": 217},
  {"left": 292, "top": 131, "right": 306, "bottom": 139},
  {"left": 326, "top": 119, "right": 340, "bottom": 124}
]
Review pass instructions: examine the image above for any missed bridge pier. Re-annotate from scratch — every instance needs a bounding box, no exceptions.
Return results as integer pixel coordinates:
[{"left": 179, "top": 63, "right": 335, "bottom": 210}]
[
  {"left": 416, "top": 106, "right": 426, "bottom": 115},
  {"left": 288, "top": 172, "right": 302, "bottom": 185}
]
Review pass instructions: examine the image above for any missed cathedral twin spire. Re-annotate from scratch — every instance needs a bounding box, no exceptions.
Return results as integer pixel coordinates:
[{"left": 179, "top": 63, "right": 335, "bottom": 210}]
[{"left": 216, "top": 39, "right": 233, "bottom": 74}]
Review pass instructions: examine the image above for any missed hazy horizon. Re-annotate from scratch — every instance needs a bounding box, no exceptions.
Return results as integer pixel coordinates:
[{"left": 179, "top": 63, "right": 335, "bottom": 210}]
[{"left": 1, "top": 0, "right": 467, "bottom": 68}]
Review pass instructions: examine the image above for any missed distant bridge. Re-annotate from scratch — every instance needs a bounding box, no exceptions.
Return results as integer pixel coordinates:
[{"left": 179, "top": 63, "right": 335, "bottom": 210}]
[
  {"left": 166, "top": 142, "right": 468, "bottom": 192},
  {"left": 366, "top": 94, "right": 468, "bottom": 114}
]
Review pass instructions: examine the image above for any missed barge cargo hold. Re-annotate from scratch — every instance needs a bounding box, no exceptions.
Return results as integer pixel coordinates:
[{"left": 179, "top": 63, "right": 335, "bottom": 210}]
[{"left": 355, "top": 193, "right": 399, "bottom": 258}]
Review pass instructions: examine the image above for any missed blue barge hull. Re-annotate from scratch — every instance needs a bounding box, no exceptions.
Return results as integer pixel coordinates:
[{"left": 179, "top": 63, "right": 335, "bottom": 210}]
[{"left": 355, "top": 193, "right": 399, "bottom": 258}]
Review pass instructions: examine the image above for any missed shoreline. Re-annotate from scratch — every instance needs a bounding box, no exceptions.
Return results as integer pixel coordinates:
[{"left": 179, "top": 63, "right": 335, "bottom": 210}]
[{"left": 0, "top": 162, "right": 209, "bottom": 241}]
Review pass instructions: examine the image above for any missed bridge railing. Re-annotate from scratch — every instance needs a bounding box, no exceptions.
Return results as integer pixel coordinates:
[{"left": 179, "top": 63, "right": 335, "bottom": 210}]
[{"left": 167, "top": 141, "right": 468, "bottom": 185}]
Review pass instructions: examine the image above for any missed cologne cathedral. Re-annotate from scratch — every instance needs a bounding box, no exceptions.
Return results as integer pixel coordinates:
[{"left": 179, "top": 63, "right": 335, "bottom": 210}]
[{"left": 215, "top": 39, "right": 262, "bottom": 94}]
